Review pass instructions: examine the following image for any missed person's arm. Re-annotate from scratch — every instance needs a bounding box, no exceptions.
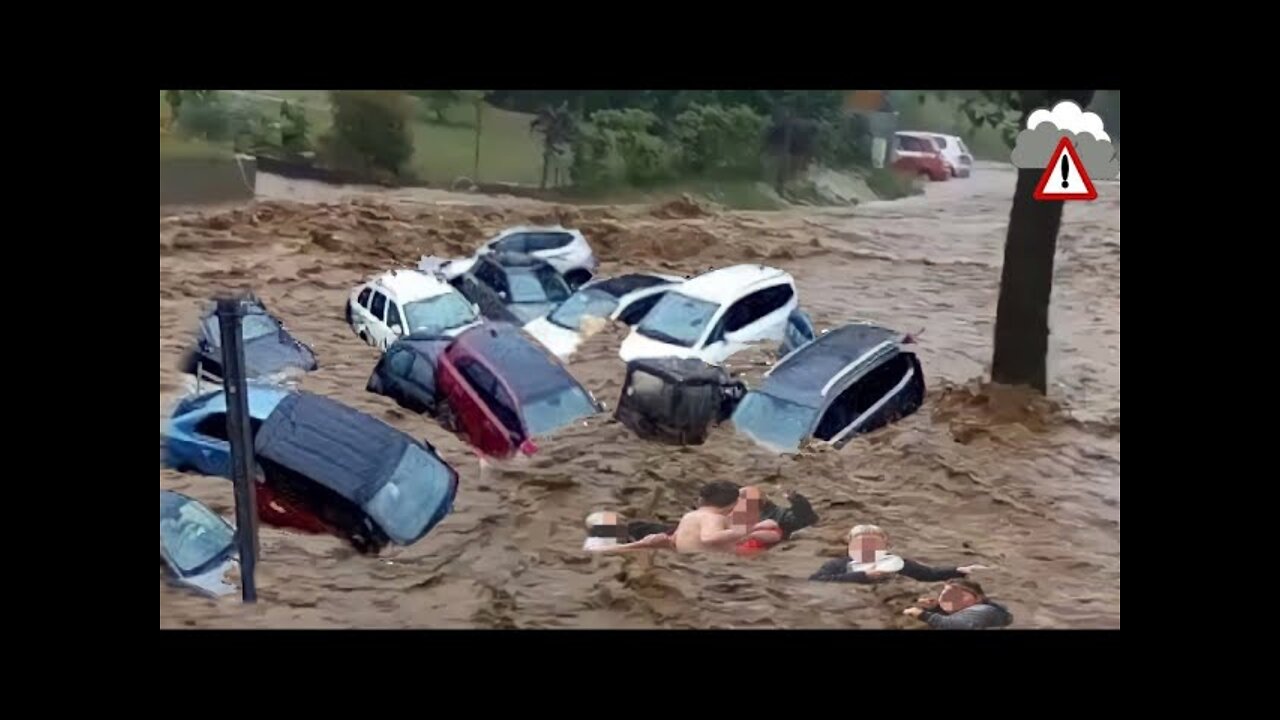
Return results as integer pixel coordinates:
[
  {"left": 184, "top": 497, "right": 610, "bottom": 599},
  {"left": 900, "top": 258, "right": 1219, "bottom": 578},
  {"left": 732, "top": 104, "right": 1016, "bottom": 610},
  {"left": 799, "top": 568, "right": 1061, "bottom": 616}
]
[
  {"left": 898, "top": 558, "right": 966, "bottom": 582},
  {"left": 746, "top": 520, "right": 782, "bottom": 544},
  {"left": 809, "top": 558, "right": 874, "bottom": 583},
  {"left": 762, "top": 492, "right": 820, "bottom": 539},
  {"left": 918, "top": 605, "right": 1010, "bottom": 630},
  {"left": 588, "top": 534, "right": 673, "bottom": 554}
]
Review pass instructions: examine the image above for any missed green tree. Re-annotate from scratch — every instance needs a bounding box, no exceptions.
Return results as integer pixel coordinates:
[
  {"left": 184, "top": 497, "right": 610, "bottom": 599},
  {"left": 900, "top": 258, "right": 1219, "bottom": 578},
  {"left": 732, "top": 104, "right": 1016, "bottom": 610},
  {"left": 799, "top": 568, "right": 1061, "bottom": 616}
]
[
  {"left": 958, "top": 89, "right": 1097, "bottom": 393},
  {"left": 413, "top": 90, "right": 461, "bottom": 124},
  {"left": 325, "top": 91, "right": 415, "bottom": 178},
  {"left": 279, "top": 100, "right": 311, "bottom": 154},
  {"left": 530, "top": 103, "right": 576, "bottom": 189},
  {"left": 458, "top": 90, "right": 490, "bottom": 177}
]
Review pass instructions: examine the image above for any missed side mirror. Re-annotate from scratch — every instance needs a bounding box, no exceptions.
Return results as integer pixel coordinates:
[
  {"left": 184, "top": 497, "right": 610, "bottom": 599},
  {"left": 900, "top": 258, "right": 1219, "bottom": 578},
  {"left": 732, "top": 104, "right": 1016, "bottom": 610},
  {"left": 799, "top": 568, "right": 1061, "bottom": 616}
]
[
  {"left": 471, "top": 303, "right": 481, "bottom": 315},
  {"left": 390, "top": 324, "right": 404, "bottom": 336},
  {"left": 498, "top": 291, "right": 509, "bottom": 301}
]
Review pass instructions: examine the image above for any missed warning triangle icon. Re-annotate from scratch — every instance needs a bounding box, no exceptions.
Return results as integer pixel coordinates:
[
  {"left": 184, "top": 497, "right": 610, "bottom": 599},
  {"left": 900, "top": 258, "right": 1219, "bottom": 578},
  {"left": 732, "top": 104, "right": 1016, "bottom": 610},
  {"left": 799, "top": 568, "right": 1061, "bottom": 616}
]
[{"left": 1033, "top": 136, "right": 1098, "bottom": 201}]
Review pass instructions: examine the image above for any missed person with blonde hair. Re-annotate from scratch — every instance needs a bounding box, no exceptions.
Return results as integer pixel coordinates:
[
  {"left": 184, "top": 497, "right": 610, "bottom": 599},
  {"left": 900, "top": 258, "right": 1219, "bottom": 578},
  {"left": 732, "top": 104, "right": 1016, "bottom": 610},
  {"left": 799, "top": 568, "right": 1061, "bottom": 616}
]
[{"left": 809, "top": 523, "right": 989, "bottom": 583}]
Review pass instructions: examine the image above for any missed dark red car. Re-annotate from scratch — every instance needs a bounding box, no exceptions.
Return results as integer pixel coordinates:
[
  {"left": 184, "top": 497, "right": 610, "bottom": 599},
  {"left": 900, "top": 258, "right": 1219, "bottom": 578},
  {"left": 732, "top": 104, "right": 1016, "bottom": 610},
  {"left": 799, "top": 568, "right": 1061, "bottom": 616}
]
[
  {"left": 436, "top": 323, "right": 602, "bottom": 458},
  {"left": 892, "top": 132, "right": 950, "bottom": 182}
]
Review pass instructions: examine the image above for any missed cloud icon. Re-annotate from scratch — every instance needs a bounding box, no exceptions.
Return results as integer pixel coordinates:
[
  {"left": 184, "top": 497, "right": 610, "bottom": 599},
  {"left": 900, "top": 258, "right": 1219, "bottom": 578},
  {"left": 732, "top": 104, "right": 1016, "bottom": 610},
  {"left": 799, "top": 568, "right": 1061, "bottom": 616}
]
[{"left": 1011, "top": 101, "right": 1119, "bottom": 181}]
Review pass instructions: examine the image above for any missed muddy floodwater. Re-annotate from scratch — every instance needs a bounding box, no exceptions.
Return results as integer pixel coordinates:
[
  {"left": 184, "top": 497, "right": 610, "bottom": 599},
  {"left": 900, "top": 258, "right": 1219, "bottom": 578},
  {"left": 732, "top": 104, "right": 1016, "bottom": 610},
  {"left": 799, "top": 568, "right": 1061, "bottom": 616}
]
[{"left": 159, "top": 163, "right": 1120, "bottom": 629}]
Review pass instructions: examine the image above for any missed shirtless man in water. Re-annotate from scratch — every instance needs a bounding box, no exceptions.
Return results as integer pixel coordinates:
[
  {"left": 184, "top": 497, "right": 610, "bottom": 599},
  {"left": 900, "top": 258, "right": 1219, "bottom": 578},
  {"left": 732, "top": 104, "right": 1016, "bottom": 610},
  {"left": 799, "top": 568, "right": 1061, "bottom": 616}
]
[{"left": 672, "top": 482, "right": 782, "bottom": 554}]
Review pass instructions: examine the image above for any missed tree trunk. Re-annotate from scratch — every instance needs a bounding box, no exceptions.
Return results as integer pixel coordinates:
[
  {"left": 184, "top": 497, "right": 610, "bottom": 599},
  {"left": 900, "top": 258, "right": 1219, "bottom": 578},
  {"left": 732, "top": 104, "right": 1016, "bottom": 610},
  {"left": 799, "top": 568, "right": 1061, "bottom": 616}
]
[
  {"left": 473, "top": 102, "right": 483, "bottom": 179},
  {"left": 540, "top": 146, "right": 551, "bottom": 190},
  {"left": 990, "top": 169, "right": 1065, "bottom": 392},
  {"left": 989, "top": 90, "right": 1094, "bottom": 394}
]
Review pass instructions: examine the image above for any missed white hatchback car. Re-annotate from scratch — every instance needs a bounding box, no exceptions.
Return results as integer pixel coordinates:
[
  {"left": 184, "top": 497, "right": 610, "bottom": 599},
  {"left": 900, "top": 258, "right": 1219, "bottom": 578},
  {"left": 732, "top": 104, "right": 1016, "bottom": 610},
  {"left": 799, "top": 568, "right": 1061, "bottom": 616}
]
[
  {"left": 618, "top": 264, "right": 799, "bottom": 365},
  {"left": 347, "top": 269, "right": 482, "bottom": 351},
  {"left": 928, "top": 133, "right": 974, "bottom": 178},
  {"left": 524, "top": 272, "right": 683, "bottom": 360},
  {"left": 476, "top": 226, "right": 597, "bottom": 290}
]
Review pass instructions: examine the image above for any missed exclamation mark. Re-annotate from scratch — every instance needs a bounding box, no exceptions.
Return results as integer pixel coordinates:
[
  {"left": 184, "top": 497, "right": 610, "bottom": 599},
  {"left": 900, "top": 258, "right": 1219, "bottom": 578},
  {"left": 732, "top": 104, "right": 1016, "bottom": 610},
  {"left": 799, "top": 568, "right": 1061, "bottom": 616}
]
[{"left": 1061, "top": 155, "right": 1070, "bottom": 188}]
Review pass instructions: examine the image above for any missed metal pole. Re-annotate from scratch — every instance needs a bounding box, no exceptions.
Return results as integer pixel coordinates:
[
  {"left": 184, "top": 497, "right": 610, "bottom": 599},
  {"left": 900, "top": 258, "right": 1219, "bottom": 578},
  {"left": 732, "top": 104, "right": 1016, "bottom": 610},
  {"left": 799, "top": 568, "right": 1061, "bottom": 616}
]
[{"left": 215, "top": 297, "right": 260, "bottom": 603}]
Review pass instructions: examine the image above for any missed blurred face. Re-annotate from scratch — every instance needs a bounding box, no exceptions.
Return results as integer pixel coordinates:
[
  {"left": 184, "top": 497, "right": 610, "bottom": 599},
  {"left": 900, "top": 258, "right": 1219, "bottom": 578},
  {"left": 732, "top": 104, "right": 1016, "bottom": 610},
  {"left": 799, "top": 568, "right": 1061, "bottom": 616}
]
[
  {"left": 939, "top": 583, "right": 980, "bottom": 613},
  {"left": 848, "top": 531, "right": 888, "bottom": 563},
  {"left": 588, "top": 512, "right": 627, "bottom": 539},
  {"left": 730, "top": 495, "right": 761, "bottom": 529}
]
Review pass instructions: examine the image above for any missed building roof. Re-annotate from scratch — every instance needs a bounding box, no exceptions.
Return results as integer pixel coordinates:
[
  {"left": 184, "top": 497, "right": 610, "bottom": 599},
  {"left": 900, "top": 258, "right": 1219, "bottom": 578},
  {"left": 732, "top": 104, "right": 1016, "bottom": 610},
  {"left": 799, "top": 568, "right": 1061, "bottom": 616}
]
[
  {"left": 675, "top": 265, "right": 792, "bottom": 305},
  {"left": 371, "top": 269, "right": 455, "bottom": 303}
]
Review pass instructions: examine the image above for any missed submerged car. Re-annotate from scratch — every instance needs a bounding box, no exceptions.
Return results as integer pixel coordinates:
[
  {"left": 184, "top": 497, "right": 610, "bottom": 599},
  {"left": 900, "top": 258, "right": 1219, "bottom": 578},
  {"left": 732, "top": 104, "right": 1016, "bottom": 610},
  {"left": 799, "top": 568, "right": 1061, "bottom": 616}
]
[
  {"left": 164, "top": 385, "right": 460, "bottom": 554},
  {"left": 160, "top": 490, "right": 239, "bottom": 598},
  {"left": 731, "top": 323, "right": 925, "bottom": 453},
  {"left": 347, "top": 269, "right": 481, "bottom": 351},
  {"left": 180, "top": 296, "right": 317, "bottom": 383},
  {"left": 524, "top": 272, "right": 683, "bottom": 360},
  {"left": 476, "top": 226, "right": 598, "bottom": 290},
  {"left": 366, "top": 331, "right": 454, "bottom": 416},
  {"left": 619, "top": 264, "right": 799, "bottom": 365},
  {"left": 892, "top": 132, "right": 950, "bottom": 182},
  {"left": 928, "top": 133, "right": 974, "bottom": 178},
  {"left": 436, "top": 323, "right": 601, "bottom": 458},
  {"left": 614, "top": 357, "right": 747, "bottom": 446},
  {"left": 779, "top": 308, "right": 818, "bottom": 357},
  {"left": 449, "top": 253, "right": 573, "bottom": 326}
]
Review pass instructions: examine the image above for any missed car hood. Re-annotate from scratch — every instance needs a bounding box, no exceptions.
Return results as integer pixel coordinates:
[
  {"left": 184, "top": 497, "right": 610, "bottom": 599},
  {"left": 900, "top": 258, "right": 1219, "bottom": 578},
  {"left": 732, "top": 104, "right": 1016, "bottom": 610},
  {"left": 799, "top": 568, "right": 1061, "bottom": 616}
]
[
  {"left": 175, "top": 557, "right": 240, "bottom": 598},
  {"left": 508, "top": 302, "right": 558, "bottom": 325},
  {"left": 524, "top": 317, "right": 582, "bottom": 360},
  {"left": 619, "top": 330, "right": 702, "bottom": 363}
]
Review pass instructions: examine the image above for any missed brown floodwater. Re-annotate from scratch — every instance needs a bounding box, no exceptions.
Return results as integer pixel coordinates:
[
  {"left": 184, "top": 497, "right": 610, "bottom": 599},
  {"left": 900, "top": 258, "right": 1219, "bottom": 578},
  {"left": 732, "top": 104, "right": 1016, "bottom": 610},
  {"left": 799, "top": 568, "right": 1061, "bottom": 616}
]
[{"left": 159, "top": 164, "right": 1119, "bottom": 628}]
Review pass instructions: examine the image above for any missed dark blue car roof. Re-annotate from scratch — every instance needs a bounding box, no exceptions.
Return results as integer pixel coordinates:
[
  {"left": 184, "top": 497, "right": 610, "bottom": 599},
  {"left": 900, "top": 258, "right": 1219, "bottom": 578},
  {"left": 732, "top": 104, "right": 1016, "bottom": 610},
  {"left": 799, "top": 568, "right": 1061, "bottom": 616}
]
[
  {"left": 761, "top": 324, "right": 905, "bottom": 407},
  {"left": 253, "top": 392, "right": 414, "bottom": 505}
]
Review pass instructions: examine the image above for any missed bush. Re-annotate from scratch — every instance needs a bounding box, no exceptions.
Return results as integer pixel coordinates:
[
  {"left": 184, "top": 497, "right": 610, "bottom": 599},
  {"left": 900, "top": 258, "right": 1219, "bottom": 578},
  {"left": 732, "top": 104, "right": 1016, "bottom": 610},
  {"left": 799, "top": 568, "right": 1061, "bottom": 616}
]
[
  {"left": 177, "top": 95, "right": 232, "bottom": 141},
  {"left": 866, "top": 167, "right": 921, "bottom": 200},
  {"left": 671, "top": 103, "right": 767, "bottom": 177},
  {"left": 570, "top": 123, "right": 620, "bottom": 188},
  {"left": 815, "top": 115, "right": 872, "bottom": 169},
  {"left": 322, "top": 91, "right": 415, "bottom": 177},
  {"left": 574, "top": 108, "right": 676, "bottom": 187}
]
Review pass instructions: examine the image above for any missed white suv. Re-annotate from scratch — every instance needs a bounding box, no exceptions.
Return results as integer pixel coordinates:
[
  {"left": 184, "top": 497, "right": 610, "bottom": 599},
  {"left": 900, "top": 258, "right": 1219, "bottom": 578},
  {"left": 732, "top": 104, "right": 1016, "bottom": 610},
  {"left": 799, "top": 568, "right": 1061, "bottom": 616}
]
[
  {"left": 618, "top": 264, "right": 799, "bottom": 365},
  {"left": 928, "top": 133, "right": 974, "bottom": 178},
  {"left": 347, "top": 269, "right": 481, "bottom": 351},
  {"left": 476, "top": 227, "right": 597, "bottom": 289}
]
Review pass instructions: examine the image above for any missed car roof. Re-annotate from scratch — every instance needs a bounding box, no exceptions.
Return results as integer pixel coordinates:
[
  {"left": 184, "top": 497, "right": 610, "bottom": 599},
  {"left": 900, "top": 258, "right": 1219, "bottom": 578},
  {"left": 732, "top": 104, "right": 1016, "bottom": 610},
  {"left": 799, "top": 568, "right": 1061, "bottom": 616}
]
[
  {"left": 675, "top": 264, "right": 792, "bottom": 305},
  {"left": 452, "top": 323, "right": 583, "bottom": 403},
  {"left": 760, "top": 324, "right": 907, "bottom": 407},
  {"left": 369, "top": 269, "right": 454, "bottom": 303},
  {"left": 492, "top": 226, "right": 580, "bottom": 239},
  {"left": 584, "top": 273, "right": 680, "bottom": 298},
  {"left": 253, "top": 391, "right": 422, "bottom": 504}
]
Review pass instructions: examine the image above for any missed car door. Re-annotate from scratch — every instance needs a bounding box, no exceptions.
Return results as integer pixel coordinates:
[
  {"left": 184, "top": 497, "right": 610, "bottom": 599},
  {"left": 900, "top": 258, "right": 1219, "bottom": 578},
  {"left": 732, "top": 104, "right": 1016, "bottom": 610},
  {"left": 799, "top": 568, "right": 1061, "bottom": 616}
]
[
  {"left": 704, "top": 284, "right": 796, "bottom": 363},
  {"left": 438, "top": 354, "right": 517, "bottom": 457},
  {"left": 384, "top": 300, "right": 406, "bottom": 348},
  {"left": 367, "top": 290, "right": 391, "bottom": 348},
  {"left": 378, "top": 347, "right": 418, "bottom": 409},
  {"left": 352, "top": 286, "right": 374, "bottom": 339}
]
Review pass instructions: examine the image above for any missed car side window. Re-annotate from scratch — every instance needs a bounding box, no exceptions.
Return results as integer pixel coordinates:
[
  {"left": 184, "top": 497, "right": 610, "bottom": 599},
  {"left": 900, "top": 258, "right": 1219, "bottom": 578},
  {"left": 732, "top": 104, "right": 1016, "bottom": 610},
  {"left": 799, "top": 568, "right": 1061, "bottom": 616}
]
[
  {"left": 933, "top": 136, "right": 948, "bottom": 149},
  {"left": 456, "top": 358, "right": 521, "bottom": 433},
  {"left": 493, "top": 234, "right": 528, "bottom": 253},
  {"left": 899, "top": 136, "right": 923, "bottom": 152},
  {"left": 386, "top": 302, "right": 402, "bottom": 329},
  {"left": 407, "top": 354, "right": 434, "bottom": 389},
  {"left": 475, "top": 262, "right": 507, "bottom": 293},
  {"left": 387, "top": 348, "right": 414, "bottom": 377},
  {"left": 618, "top": 292, "right": 665, "bottom": 326},
  {"left": 370, "top": 291, "right": 388, "bottom": 321},
  {"left": 358, "top": 287, "right": 372, "bottom": 308},
  {"left": 725, "top": 285, "right": 794, "bottom": 333},
  {"left": 814, "top": 354, "right": 912, "bottom": 441},
  {"left": 526, "top": 233, "right": 573, "bottom": 252},
  {"left": 194, "top": 413, "right": 229, "bottom": 441}
]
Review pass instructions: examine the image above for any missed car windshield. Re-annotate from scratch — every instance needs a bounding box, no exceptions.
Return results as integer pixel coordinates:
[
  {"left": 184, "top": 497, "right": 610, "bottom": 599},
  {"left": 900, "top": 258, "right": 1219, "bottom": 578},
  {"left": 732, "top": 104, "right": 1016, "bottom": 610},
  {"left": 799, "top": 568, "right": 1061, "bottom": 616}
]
[
  {"left": 404, "top": 293, "right": 477, "bottom": 333},
  {"left": 205, "top": 312, "right": 279, "bottom": 344},
  {"left": 548, "top": 289, "right": 618, "bottom": 330},
  {"left": 508, "top": 267, "right": 571, "bottom": 304},
  {"left": 522, "top": 384, "right": 597, "bottom": 438},
  {"left": 636, "top": 292, "right": 719, "bottom": 347},
  {"left": 363, "top": 445, "right": 454, "bottom": 545},
  {"left": 160, "top": 499, "right": 235, "bottom": 575},
  {"left": 731, "top": 392, "right": 818, "bottom": 453}
]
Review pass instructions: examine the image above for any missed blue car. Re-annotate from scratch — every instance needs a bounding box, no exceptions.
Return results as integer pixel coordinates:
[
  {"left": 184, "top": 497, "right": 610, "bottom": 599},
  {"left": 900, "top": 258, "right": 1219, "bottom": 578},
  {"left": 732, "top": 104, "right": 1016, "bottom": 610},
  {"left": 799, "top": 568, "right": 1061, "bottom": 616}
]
[{"left": 164, "top": 384, "right": 459, "bottom": 555}]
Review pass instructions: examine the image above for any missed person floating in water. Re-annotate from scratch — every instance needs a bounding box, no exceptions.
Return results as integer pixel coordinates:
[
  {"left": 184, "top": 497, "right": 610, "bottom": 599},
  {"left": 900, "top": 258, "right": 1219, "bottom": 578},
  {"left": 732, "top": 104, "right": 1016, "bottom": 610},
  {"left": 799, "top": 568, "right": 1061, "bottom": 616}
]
[
  {"left": 583, "top": 483, "right": 791, "bottom": 556},
  {"left": 903, "top": 578, "right": 1013, "bottom": 630},
  {"left": 809, "top": 524, "right": 989, "bottom": 583}
]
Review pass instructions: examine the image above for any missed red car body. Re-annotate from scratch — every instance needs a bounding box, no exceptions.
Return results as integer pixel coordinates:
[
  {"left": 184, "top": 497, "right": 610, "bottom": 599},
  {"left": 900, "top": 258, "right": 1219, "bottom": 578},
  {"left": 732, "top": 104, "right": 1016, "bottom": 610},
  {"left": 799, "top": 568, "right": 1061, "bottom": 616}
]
[
  {"left": 892, "top": 132, "right": 950, "bottom": 182},
  {"left": 437, "top": 323, "right": 600, "bottom": 459}
]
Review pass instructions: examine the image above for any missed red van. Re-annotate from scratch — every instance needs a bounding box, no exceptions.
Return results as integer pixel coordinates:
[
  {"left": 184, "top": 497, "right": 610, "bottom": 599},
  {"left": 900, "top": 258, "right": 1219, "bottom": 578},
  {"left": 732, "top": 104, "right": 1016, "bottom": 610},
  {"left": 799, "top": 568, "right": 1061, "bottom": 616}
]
[
  {"left": 892, "top": 132, "right": 951, "bottom": 182},
  {"left": 436, "top": 323, "right": 601, "bottom": 458}
]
